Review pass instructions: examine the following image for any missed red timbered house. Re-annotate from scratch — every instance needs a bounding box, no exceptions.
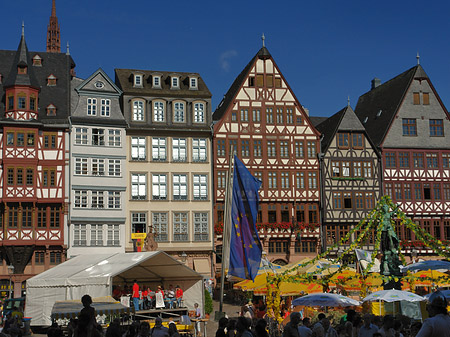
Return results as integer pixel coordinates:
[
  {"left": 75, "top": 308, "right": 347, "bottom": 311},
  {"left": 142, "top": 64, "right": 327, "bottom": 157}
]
[
  {"left": 355, "top": 65, "right": 450, "bottom": 258},
  {"left": 213, "top": 46, "right": 321, "bottom": 269},
  {"left": 0, "top": 25, "right": 74, "bottom": 296}
]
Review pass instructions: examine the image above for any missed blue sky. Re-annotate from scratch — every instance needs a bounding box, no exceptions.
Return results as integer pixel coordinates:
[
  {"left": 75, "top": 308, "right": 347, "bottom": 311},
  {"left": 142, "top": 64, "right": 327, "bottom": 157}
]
[{"left": 2, "top": 0, "right": 450, "bottom": 117}]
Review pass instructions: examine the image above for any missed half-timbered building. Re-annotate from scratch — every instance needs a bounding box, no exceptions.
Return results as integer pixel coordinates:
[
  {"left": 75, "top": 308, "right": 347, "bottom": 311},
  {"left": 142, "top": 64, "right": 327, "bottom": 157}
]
[
  {"left": 68, "top": 69, "right": 127, "bottom": 257},
  {"left": 313, "top": 105, "right": 382, "bottom": 253},
  {"left": 115, "top": 68, "right": 214, "bottom": 277},
  {"left": 0, "top": 28, "right": 74, "bottom": 297},
  {"left": 213, "top": 46, "right": 321, "bottom": 267},
  {"left": 355, "top": 64, "right": 450, "bottom": 256}
]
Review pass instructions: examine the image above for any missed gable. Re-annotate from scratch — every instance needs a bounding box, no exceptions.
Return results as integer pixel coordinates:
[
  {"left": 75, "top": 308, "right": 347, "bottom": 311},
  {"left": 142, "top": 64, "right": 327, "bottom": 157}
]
[{"left": 76, "top": 69, "right": 122, "bottom": 96}]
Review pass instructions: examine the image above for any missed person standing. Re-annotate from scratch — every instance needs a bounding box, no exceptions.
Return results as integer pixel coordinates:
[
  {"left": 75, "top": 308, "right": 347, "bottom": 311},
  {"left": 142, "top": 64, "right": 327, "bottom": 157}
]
[
  {"left": 283, "top": 312, "right": 301, "bottom": 337},
  {"left": 298, "top": 317, "right": 312, "bottom": 337},
  {"left": 167, "top": 285, "right": 176, "bottom": 309},
  {"left": 132, "top": 280, "right": 140, "bottom": 312},
  {"left": 216, "top": 317, "right": 229, "bottom": 337},
  {"left": 416, "top": 290, "right": 450, "bottom": 337},
  {"left": 194, "top": 303, "right": 203, "bottom": 336},
  {"left": 175, "top": 285, "right": 183, "bottom": 308},
  {"left": 358, "top": 314, "right": 378, "bottom": 337}
]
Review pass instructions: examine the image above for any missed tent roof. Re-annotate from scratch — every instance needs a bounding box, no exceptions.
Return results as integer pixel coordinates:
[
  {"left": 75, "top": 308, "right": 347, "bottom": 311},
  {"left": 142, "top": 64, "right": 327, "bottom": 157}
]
[{"left": 28, "top": 251, "right": 202, "bottom": 287}]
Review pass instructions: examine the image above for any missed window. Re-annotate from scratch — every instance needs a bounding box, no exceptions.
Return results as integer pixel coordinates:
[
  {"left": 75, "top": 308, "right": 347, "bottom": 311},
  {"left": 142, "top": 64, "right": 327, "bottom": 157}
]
[
  {"left": 275, "top": 77, "right": 282, "bottom": 88},
  {"left": 107, "top": 225, "right": 120, "bottom": 246},
  {"left": 253, "top": 140, "right": 262, "bottom": 157},
  {"left": 152, "top": 137, "right": 166, "bottom": 161},
  {"left": 8, "top": 96, "right": 14, "bottom": 110},
  {"left": 42, "top": 168, "right": 56, "bottom": 187},
  {"left": 172, "top": 138, "right": 186, "bottom": 162},
  {"left": 133, "top": 100, "right": 145, "bottom": 121},
  {"left": 281, "top": 172, "right": 289, "bottom": 189},
  {"left": 134, "top": 74, "right": 143, "bottom": 87},
  {"left": 22, "top": 204, "right": 33, "bottom": 227},
  {"left": 194, "top": 212, "right": 209, "bottom": 241},
  {"left": 74, "top": 190, "right": 88, "bottom": 208},
  {"left": 153, "top": 76, "right": 161, "bottom": 88},
  {"left": 423, "top": 92, "right": 430, "bottom": 105},
  {"left": 16, "top": 168, "right": 23, "bottom": 185},
  {"left": 100, "top": 99, "right": 110, "bottom": 116},
  {"left": 413, "top": 92, "right": 420, "bottom": 105},
  {"left": 248, "top": 77, "right": 255, "bottom": 87},
  {"left": 252, "top": 109, "right": 261, "bottom": 122},
  {"left": 173, "top": 212, "right": 188, "bottom": 241},
  {"left": 193, "top": 175, "right": 208, "bottom": 200},
  {"left": 365, "top": 192, "right": 374, "bottom": 209},
  {"left": 171, "top": 77, "right": 179, "bottom": 88},
  {"left": 307, "top": 141, "right": 316, "bottom": 158},
  {"left": 50, "top": 252, "right": 61, "bottom": 265},
  {"left": 7, "top": 168, "right": 14, "bottom": 185},
  {"left": 256, "top": 74, "right": 264, "bottom": 86},
  {"left": 399, "top": 152, "right": 410, "bottom": 168},
  {"left": 426, "top": 153, "right": 438, "bottom": 168},
  {"left": 132, "top": 212, "right": 146, "bottom": 233},
  {"left": 91, "top": 191, "right": 104, "bottom": 208},
  {"left": 217, "top": 140, "right": 225, "bottom": 157},
  {"left": 87, "top": 98, "right": 97, "bottom": 116},
  {"left": 254, "top": 171, "right": 262, "bottom": 186},
  {"left": 296, "top": 172, "right": 305, "bottom": 189},
  {"left": 173, "top": 102, "right": 185, "bottom": 122},
  {"left": 280, "top": 141, "right": 289, "bottom": 158},
  {"left": 92, "top": 159, "right": 105, "bottom": 176},
  {"left": 385, "top": 152, "right": 396, "bottom": 168},
  {"left": 217, "top": 171, "right": 226, "bottom": 189},
  {"left": 153, "top": 213, "right": 168, "bottom": 241},
  {"left": 430, "top": 119, "right": 444, "bottom": 136},
  {"left": 404, "top": 183, "right": 411, "bottom": 200},
  {"left": 231, "top": 112, "right": 237, "bottom": 121},
  {"left": 190, "top": 77, "right": 197, "bottom": 89},
  {"left": 108, "top": 191, "right": 121, "bottom": 209},
  {"left": 16, "top": 133, "right": 24, "bottom": 146},
  {"left": 26, "top": 169, "right": 33, "bottom": 186},
  {"left": 30, "top": 96, "right": 36, "bottom": 111},
  {"left": 108, "top": 160, "right": 121, "bottom": 176},
  {"left": 276, "top": 108, "right": 283, "bottom": 124},
  {"left": 75, "top": 128, "right": 88, "bottom": 145},
  {"left": 46, "top": 104, "right": 56, "bottom": 116},
  {"left": 413, "top": 153, "right": 424, "bottom": 168},
  {"left": 338, "top": 133, "right": 349, "bottom": 148},
  {"left": 352, "top": 134, "right": 363, "bottom": 148},
  {"left": 424, "top": 183, "right": 431, "bottom": 200},
  {"left": 342, "top": 162, "right": 350, "bottom": 177},
  {"left": 402, "top": 119, "right": 417, "bottom": 136},
  {"left": 343, "top": 193, "right": 352, "bottom": 209},
  {"left": 27, "top": 133, "right": 35, "bottom": 146},
  {"left": 152, "top": 174, "right": 167, "bottom": 200},
  {"left": 131, "top": 137, "right": 146, "bottom": 160},
  {"left": 353, "top": 162, "right": 362, "bottom": 178},
  {"left": 295, "top": 141, "right": 304, "bottom": 158},
  {"left": 90, "top": 224, "right": 103, "bottom": 246},
  {"left": 414, "top": 183, "right": 422, "bottom": 200},
  {"left": 434, "top": 184, "right": 441, "bottom": 200},
  {"left": 49, "top": 206, "right": 60, "bottom": 227},
  {"left": 444, "top": 184, "right": 450, "bottom": 200},
  {"left": 443, "top": 154, "right": 450, "bottom": 169},
  {"left": 241, "top": 140, "right": 250, "bottom": 157},
  {"left": 266, "top": 75, "right": 273, "bottom": 87},
  {"left": 108, "top": 129, "right": 121, "bottom": 147},
  {"left": 153, "top": 101, "right": 165, "bottom": 122},
  {"left": 73, "top": 224, "right": 87, "bottom": 246},
  {"left": 309, "top": 204, "right": 318, "bottom": 223},
  {"left": 131, "top": 174, "right": 146, "bottom": 200},
  {"left": 267, "top": 141, "right": 276, "bottom": 158},
  {"left": 6, "top": 133, "right": 14, "bottom": 145},
  {"left": 333, "top": 192, "right": 342, "bottom": 209},
  {"left": 308, "top": 172, "right": 318, "bottom": 189},
  {"left": 394, "top": 183, "right": 402, "bottom": 200},
  {"left": 194, "top": 103, "right": 205, "bottom": 123},
  {"left": 266, "top": 108, "right": 273, "bottom": 124},
  {"left": 92, "top": 128, "right": 105, "bottom": 146},
  {"left": 268, "top": 240, "right": 288, "bottom": 254},
  {"left": 173, "top": 174, "right": 187, "bottom": 200},
  {"left": 191, "top": 138, "right": 207, "bottom": 162},
  {"left": 229, "top": 140, "right": 237, "bottom": 155},
  {"left": 355, "top": 193, "right": 364, "bottom": 209},
  {"left": 37, "top": 206, "right": 47, "bottom": 228},
  {"left": 18, "top": 96, "right": 26, "bottom": 109},
  {"left": 268, "top": 172, "right": 277, "bottom": 189},
  {"left": 43, "top": 134, "right": 56, "bottom": 148},
  {"left": 240, "top": 109, "right": 249, "bottom": 122},
  {"left": 286, "top": 108, "right": 294, "bottom": 124}
]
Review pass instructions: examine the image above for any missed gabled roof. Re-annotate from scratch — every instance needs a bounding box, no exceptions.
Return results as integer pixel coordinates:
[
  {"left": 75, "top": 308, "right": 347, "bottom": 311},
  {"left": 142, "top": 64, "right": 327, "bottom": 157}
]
[
  {"left": 213, "top": 47, "right": 271, "bottom": 121},
  {"left": 315, "top": 105, "right": 365, "bottom": 153},
  {"left": 354, "top": 65, "right": 422, "bottom": 146},
  {"left": 75, "top": 68, "right": 122, "bottom": 96}
]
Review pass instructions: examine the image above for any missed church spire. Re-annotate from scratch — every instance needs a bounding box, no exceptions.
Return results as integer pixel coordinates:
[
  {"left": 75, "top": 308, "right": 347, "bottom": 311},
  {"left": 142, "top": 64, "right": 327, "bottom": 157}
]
[{"left": 46, "top": 0, "right": 61, "bottom": 53}]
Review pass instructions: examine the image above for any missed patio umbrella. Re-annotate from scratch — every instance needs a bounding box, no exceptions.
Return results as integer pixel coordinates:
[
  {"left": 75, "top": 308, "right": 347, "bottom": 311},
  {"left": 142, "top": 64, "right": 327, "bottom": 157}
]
[
  {"left": 412, "top": 270, "right": 450, "bottom": 287},
  {"left": 252, "top": 281, "right": 322, "bottom": 296},
  {"left": 292, "top": 292, "right": 361, "bottom": 307},
  {"left": 424, "top": 290, "right": 450, "bottom": 300},
  {"left": 362, "top": 289, "right": 425, "bottom": 303},
  {"left": 402, "top": 260, "right": 450, "bottom": 273}
]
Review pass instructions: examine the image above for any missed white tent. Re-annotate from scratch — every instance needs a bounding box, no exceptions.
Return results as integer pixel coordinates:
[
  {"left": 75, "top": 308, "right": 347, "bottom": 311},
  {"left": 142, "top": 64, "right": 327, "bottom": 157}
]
[{"left": 25, "top": 251, "right": 204, "bottom": 327}]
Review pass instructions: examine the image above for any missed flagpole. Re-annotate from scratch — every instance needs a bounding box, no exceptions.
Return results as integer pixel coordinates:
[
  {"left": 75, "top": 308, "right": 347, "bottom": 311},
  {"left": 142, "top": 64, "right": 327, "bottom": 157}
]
[{"left": 219, "top": 146, "right": 234, "bottom": 314}]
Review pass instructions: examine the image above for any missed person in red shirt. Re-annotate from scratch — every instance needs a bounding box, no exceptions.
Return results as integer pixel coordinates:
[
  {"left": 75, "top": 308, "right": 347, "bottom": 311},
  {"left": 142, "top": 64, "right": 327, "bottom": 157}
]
[
  {"left": 176, "top": 285, "right": 183, "bottom": 308},
  {"left": 132, "top": 280, "right": 140, "bottom": 312},
  {"left": 142, "top": 287, "right": 148, "bottom": 309}
]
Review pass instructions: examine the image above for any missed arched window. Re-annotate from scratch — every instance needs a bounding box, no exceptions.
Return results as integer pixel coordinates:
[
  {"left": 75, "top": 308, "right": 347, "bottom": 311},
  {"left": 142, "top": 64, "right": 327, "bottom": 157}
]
[
  {"left": 132, "top": 100, "right": 145, "bottom": 121},
  {"left": 173, "top": 102, "right": 185, "bottom": 123},
  {"left": 153, "top": 101, "right": 165, "bottom": 122},
  {"left": 194, "top": 102, "right": 205, "bottom": 123}
]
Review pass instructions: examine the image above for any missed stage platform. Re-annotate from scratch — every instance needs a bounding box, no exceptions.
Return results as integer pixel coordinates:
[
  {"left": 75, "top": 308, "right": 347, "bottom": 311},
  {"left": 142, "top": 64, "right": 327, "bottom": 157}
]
[{"left": 133, "top": 307, "right": 189, "bottom": 320}]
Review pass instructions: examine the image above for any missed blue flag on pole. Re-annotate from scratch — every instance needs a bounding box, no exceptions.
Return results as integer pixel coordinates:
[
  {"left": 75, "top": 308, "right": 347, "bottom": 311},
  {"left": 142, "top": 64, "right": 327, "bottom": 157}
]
[{"left": 228, "top": 155, "right": 262, "bottom": 281}]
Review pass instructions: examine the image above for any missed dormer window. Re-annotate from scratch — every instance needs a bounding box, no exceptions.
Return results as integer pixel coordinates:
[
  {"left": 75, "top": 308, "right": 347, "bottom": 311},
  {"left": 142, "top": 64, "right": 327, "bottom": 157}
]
[
  {"left": 171, "top": 76, "right": 179, "bottom": 89},
  {"left": 46, "top": 104, "right": 56, "bottom": 116},
  {"left": 47, "top": 74, "right": 57, "bottom": 86},
  {"left": 18, "top": 66, "right": 27, "bottom": 75},
  {"left": 33, "top": 55, "right": 42, "bottom": 66},
  {"left": 153, "top": 76, "right": 161, "bottom": 88},
  {"left": 190, "top": 77, "right": 198, "bottom": 90},
  {"left": 134, "top": 74, "right": 143, "bottom": 87}
]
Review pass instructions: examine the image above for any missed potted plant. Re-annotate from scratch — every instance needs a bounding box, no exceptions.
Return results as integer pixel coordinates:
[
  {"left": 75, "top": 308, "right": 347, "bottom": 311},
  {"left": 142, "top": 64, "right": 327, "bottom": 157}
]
[{"left": 204, "top": 288, "right": 213, "bottom": 319}]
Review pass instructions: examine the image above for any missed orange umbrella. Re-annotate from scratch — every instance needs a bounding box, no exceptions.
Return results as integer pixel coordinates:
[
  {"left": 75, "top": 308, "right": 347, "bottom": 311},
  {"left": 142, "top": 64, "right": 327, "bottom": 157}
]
[{"left": 252, "top": 281, "right": 322, "bottom": 296}]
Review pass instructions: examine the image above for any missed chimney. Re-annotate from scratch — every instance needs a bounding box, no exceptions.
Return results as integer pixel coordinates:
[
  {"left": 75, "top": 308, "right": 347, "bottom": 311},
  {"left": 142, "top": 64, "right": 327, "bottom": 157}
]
[{"left": 371, "top": 77, "right": 381, "bottom": 90}]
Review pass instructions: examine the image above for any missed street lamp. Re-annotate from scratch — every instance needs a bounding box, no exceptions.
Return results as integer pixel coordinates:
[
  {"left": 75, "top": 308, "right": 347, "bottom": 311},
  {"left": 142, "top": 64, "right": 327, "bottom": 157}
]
[
  {"left": 180, "top": 251, "right": 187, "bottom": 263},
  {"left": 7, "top": 265, "right": 14, "bottom": 299}
]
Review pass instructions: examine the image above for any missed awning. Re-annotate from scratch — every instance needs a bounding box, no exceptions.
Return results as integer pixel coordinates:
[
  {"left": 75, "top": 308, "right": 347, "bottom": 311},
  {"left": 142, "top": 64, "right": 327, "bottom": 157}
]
[{"left": 194, "top": 259, "right": 211, "bottom": 276}]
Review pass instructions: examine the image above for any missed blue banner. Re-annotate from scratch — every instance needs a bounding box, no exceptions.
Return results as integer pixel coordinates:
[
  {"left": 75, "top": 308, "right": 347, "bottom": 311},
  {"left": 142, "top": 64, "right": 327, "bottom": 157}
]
[{"left": 228, "top": 156, "right": 262, "bottom": 280}]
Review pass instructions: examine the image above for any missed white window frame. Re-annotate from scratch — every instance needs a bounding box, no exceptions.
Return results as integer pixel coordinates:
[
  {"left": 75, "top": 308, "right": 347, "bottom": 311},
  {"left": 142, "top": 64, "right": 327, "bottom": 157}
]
[
  {"left": 192, "top": 138, "right": 207, "bottom": 162},
  {"left": 108, "top": 191, "right": 121, "bottom": 209},
  {"left": 74, "top": 190, "right": 88, "bottom": 208},
  {"left": 190, "top": 77, "right": 198, "bottom": 89},
  {"left": 107, "top": 224, "right": 120, "bottom": 246},
  {"left": 171, "top": 77, "right": 179, "bottom": 89},
  {"left": 152, "top": 212, "right": 168, "bottom": 242},
  {"left": 153, "top": 101, "right": 165, "bottom": 122},
  {"left": 133, "top": 100, "right": 145, "bottom": 121},
  {"left": 194, "top": 212, "right": 208, "bottom": 241},
  {"left": 173, "top": 102, "right": 185, "bottom": 123},
  {"left": 73, "top": 224, "right": 87, "bottom": 246},
  {"left": 101, "top": 99, "right": 110, "bottom": 117},
  {"left": 152, "top": 137, "right": 166, "bottom": 161},
  {"left": 87, "top": 98, "right": 97, "bottom": 116},
  {"left": 92, "top": 158, "right": 105, "bottom": 176},
  {"left": 131, "top": 137, "right": 146, "bottom": 161},
  {"left": 173, "top": 174, "right": 188, "bottom": 200},
  {"left": 131, "top": 212, "right": 147, "bottom": 233},
  {"left": 131, "top": 174, "right": 147, "bottom": 200},
  {"left": 75, "top": 158, "right": 88, "bottom": 175},
  {"left": 90, "top": 224, "right": 103, "bottom": 246},
  {"left": 173, "top": 212, "right": 188, "bottom": 241},
  {"left": 108, "top": 129, "right": 121, "bottom": 147},
  {"left": 193, "top": 174, "right": 208, "bottom": 200},
  {"left": 194, "top": 103, "right": 205, "bottom": 123},
  {"left": 75, "top": 127, "right": 88, "bottom": 145},
  {"left": 152, "top": 174, "right": 167, "bottom": 200},
  {"left": 172, "top": 138, "right": 186, "bottom": 162},
  {"left": 153, "top": 76, "right": 161, "bottom": 88},
  {"left": 134, "top": 74, "right": 143, "bottom": 87},
  {"left": 91, "top": 191, "right": 105, "bottom": 208},
  {"left": 92, "top": 128, "right": 105, "bottom": 146},
  {"left": 108, "top": 159, "right": 121, "bottom": 176}
]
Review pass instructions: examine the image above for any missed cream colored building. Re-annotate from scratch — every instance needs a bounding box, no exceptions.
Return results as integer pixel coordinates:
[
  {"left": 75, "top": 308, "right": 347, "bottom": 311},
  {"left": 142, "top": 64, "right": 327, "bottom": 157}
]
[{"left": 115, "top": 69, "right": 213, "bottom": 277}]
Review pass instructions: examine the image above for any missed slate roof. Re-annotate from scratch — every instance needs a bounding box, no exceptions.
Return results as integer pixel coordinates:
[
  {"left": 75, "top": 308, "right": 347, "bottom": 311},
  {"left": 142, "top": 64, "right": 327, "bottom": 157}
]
[
  {"left": 114, "top": 69, "right": 211, "bottom": 98},
  {"left": 4, "top": 35, "right": 39, "bottom": 88},
  {"left": 309, "top": 116, "right": 328, "bottom": 127},
  {"left": 213, "top": 47, "right": 271, "bottom": 121},
  {"left": 0, "top": 35, "right": 75, "bottom": 126},
  {"left": 354, "top": 65, "right": 422, "bottom": 147}
]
